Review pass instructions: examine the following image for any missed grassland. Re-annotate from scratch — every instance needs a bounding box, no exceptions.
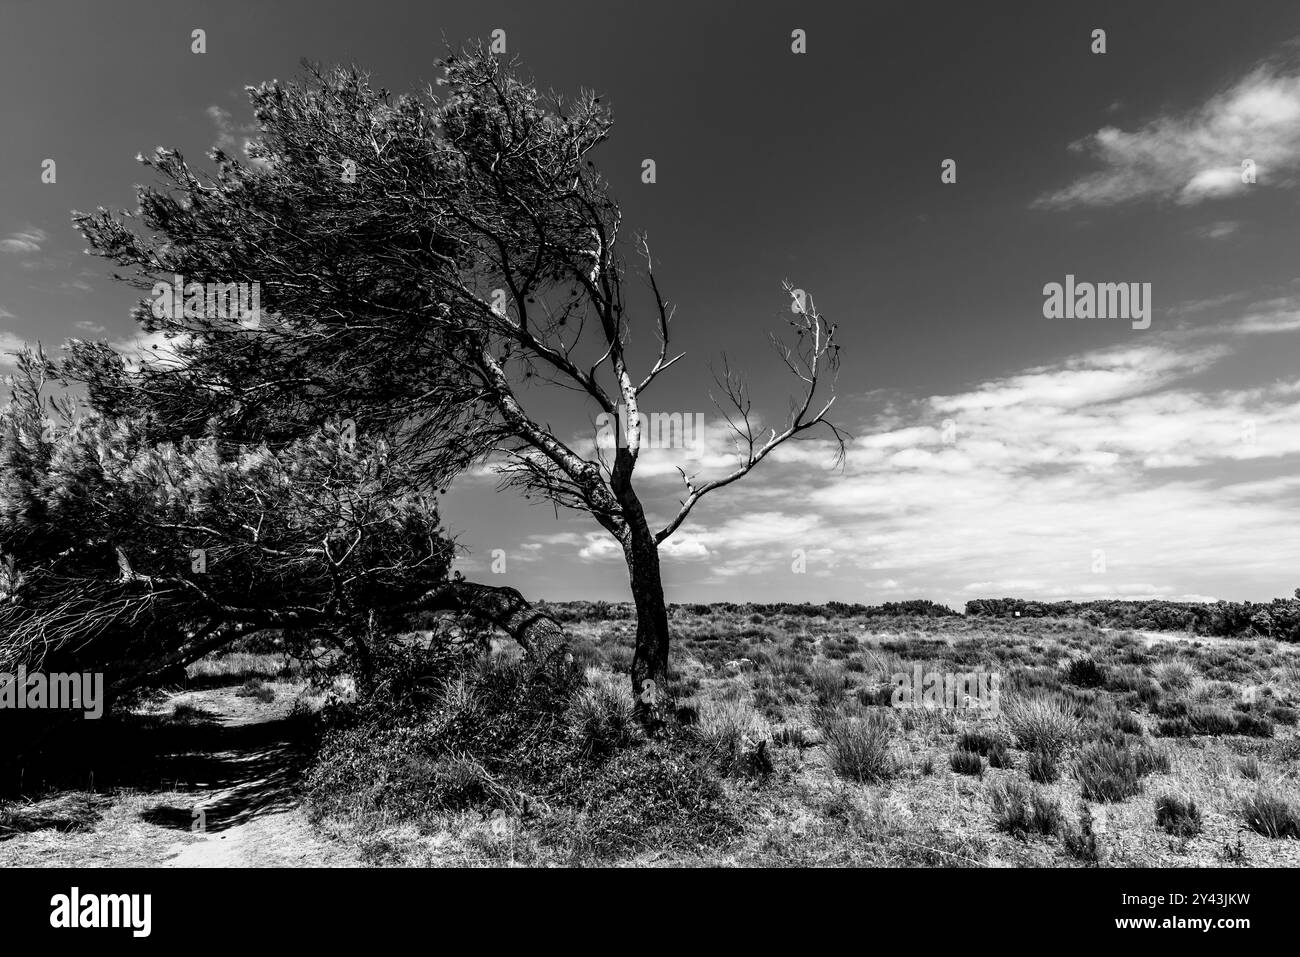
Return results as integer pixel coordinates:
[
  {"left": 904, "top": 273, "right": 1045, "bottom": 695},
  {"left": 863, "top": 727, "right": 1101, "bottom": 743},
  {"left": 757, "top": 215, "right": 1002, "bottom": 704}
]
[
  {"left": 304, "top": 607, "right": 1300, "bottom": 866},
  {"left": 3, "top": 608, "right": 1299, "bottom": 867}
]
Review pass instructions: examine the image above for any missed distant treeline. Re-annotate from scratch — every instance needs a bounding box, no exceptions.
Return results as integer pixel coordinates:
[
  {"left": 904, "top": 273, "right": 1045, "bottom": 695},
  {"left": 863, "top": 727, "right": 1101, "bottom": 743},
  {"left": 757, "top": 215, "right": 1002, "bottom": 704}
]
[
  {"left": 964, "top": 593, "right": 1300, "bottom": 642},
  {"left": 527, "top": 594, "right": 1300, "bottom": 642},
  {"left": 541, "top": 598, "right": 961, "bottom": 622}
]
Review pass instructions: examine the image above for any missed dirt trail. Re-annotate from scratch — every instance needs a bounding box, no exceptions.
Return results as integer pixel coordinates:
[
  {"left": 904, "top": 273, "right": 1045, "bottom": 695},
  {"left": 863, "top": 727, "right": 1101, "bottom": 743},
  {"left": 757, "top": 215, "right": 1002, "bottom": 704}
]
[
  {"left": 0, "top": 683, "right": 360, "bottom": 868},
  {"left": 155, "top": 686, "right": 358, "bottom": 868}
]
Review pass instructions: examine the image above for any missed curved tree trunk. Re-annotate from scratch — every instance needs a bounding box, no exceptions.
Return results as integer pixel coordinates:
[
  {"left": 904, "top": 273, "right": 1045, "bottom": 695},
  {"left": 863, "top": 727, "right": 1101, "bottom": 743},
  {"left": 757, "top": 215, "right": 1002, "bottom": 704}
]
[{"left": 411, "top": 578, "right": 571, "bottom": 676}]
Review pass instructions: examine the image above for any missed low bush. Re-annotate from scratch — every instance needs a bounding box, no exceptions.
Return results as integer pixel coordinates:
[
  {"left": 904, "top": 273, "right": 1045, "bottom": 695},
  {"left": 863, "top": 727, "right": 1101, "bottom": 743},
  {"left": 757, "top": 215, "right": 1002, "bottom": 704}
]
[
  {"left": 1074, "top": 741, "right": 1143, "bottom": 802},
  {"left": 1004, "top": 693, "right": 1082, "bottom": 757},
  {"left": 815, "top": 704, "right": 896, "bottom": 783},
  {"left": 950, "top": 749, "right": 984, "bottom": 777},
  {"left": 1242, "top": 788, "right": 1300, "bottom": 839},
  {"left": 1026, "top": 748, "right": 1059, "bottom": 783},
  {"left": 989, "top": 779, "right": 1062, "bottom": 838},
  {"left": 1154, "top": 793, "right": 1203, "bottom": 837}
]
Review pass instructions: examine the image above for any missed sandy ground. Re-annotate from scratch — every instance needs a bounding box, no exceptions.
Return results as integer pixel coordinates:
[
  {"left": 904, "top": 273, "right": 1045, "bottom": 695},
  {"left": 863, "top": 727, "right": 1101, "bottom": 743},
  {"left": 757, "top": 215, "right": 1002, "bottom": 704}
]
[{"left": 0, "top": 683, "right": 361, "bottom": 868}]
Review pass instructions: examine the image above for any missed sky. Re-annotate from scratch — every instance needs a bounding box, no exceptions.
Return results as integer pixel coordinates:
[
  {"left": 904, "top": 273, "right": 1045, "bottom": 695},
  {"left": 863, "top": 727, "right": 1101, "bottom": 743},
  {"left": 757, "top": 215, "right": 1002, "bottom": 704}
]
[{"left": 1, "top": 0, "right": 1298, "bottom": 608}]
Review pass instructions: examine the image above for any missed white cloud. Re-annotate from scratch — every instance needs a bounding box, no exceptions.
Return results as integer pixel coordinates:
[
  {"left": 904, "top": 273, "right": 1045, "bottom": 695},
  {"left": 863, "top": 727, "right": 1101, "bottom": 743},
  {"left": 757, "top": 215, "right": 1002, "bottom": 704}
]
[
  {"left": 207, "top": 105, "right": 266, "bottom": 167},
  {"left": 1035, "top": 62, "right": 1300, "bottom": 209},
  {"left": 617, "top": 324, "right": 1300, "bottom": 606},
  {"left": 1194, "top": 220, "right": 1241, "bottom": 240},
  {"left": 0, "top": 331, "right": 30, "bottom": 372},
  {"left": 0, "top": 228, "right": 47, "bottom": 255}
]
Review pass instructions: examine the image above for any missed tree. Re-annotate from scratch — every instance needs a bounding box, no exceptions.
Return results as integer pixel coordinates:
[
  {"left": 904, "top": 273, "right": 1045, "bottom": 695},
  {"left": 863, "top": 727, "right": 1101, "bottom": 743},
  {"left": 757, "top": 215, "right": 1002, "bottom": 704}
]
[
  {"left": 69, "top": 44, "right": 845, "bottom": 717},
  {"left": 0, "top": 351, "right": 568, "bottom": 717}
]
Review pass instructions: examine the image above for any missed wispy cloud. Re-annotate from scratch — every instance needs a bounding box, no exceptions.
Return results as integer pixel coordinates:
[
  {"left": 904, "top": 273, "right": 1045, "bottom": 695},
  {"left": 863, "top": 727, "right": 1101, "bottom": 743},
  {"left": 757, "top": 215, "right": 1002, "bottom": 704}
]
[
  {"left": 206, "top": 105, "right": 265, "bottom": 166},
  {"left": 0, "top": 331, "right": 30, "bottom": 373},
  {"left": 534, "top": 317, "right": 1300, "bottom": 605},
  {"left": 0, "top": 228, "right": 47, "bottom": 255},
  {"left": 1194, "top": 220, "right": 1241, "bottom": 240},
  {"left": 1035, "top": 60, "right": 1300, "bottom": 209}
]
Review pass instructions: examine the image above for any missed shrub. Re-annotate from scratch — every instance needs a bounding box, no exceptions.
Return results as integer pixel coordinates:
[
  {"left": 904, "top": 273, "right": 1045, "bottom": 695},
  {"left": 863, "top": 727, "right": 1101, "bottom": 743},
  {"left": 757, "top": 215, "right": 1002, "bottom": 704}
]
[
  {"left": 1154, "top": 661, "right": 1195, "bottom": 691},
  {"left": 1234, "top": 712, "right": 1275, "bottom": 737},
  {"left": 815, "top": 705, "right": 895, "bottom": 783},
  {"left": 1157, "top": 705, "right": 1273, "bottom": 738},
  {"left": 1065, "top": 656, "right": 1105, "bottom": 688},
  {"left": 1064, "top": 803, "right": 1102, "bottom": 863},
  {"left": 1132, "top": 739, "right": 1171, "bottom": 776},
  {"left": 1242, "top": 788, "right": 1300, "bottom": 839},
  {"left": 567, "top": 682, "right": 638, "bottom": 758},
  {"left": 989, "top": 780, "right": 1062, "bottom": 839},
  {"left": 950, "top": 749, "right": 984, "bottom": 776},
  {"left": 858, "top": 683, "right": 895, "bottom": 708},
  {"left": 772, "top": 724, "right": 810, "bottom": 749},
  {"left": 809, "top": 663, "right": 849, "bottom": 707},
  {"left": 1074, "top": 742, "right": 1142, "bottom": 802},
  {"left": 1030, "top": 790, "right": 1065, "bottom": 836},
  {"left": 989, "top": 779, "right": 1031, "bottom": 837},
  {"left": 1111, "top": 710, "right": 1143, "bottom": 736},
  {"left": 1268, "top": 704, "right": 1298, "bottom": 726},
  {"left": 1104, "top": 665, "right": 1152, "bottom": 695},
  {"left": 573, "top": 743, "right": 740, "bottom": 853},
  {"left": 235, "top": 678, "right": 275, "bottom": 703},
  {"left": 306, "top": 644, "right": 585, "bottom": 829},
  {"left": 986, "top": 739, "right": 1013, "bottom": 768},
  {"left": 956, "top": 729, "right": 1004, "bottom": 756},
  {"left": 1004, "top": 693, "right": 1082, "bottom": 757},
  {"left": 1155, "top": 793, "right": 1203, "bottom": 837},
  {"left": 1026, "top": 748, "right": 1059, "bottom": 783},
  {"left": 956, "top": 726, "right": 1012, "bottom": 769},
  {"left": 694, "top": 698, "right": 772, "bottom": 778}
]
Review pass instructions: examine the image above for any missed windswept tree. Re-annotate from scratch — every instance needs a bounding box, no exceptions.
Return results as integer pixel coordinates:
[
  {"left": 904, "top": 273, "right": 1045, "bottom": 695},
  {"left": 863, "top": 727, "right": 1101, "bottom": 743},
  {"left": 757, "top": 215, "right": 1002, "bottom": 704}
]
[
  {"left": 69, "top": 44, "right": 845, "bottom": 713},
  {"left": 0, "top": 351, "right": 568, "bottom": 714}
]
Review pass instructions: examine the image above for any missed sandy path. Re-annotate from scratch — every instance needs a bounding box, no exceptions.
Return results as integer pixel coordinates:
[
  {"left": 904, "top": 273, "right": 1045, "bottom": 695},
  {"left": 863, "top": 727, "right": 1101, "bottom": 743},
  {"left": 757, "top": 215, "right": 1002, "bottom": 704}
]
[{"left": 0, "top": 683, "right": 360, "bottom": 868}]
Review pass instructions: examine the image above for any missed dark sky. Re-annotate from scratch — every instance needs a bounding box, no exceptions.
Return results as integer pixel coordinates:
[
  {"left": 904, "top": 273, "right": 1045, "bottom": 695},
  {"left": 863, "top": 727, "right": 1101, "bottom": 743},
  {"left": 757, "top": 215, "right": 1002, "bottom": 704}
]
[{"left": 3, "top": 0, "right": 1299, "bottom": 606}]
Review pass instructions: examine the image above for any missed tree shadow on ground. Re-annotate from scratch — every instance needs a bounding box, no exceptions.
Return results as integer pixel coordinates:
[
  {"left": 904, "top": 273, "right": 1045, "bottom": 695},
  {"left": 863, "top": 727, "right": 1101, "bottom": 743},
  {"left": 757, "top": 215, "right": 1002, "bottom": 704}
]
[{"left": 1, "top": 700, "right": 314, "bottom": 837}]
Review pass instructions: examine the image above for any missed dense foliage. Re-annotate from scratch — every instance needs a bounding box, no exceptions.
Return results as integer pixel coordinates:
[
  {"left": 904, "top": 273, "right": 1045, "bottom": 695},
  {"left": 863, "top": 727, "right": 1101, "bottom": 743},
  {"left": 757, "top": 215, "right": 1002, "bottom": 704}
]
[{"left": 0, "top": 352, "right": 453, "bottom": 701}]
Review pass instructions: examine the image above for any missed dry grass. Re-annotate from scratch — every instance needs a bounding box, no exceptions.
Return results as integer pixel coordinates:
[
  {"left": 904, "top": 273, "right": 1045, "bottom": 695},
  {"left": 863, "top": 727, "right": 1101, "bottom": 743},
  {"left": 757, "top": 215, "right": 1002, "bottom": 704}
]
[{"left": 6, "top": 609, "right": 1300, "bottom": 867}]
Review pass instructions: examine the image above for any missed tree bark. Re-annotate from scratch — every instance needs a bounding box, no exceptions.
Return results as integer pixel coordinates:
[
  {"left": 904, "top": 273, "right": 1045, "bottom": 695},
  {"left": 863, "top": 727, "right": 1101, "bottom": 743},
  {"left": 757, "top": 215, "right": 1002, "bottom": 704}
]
[
  {"left": 401, "top": 578, "right": 571, "bottom": 677},
  {"left": 620, "top": 507, "right": 671, "bottom": 722}
]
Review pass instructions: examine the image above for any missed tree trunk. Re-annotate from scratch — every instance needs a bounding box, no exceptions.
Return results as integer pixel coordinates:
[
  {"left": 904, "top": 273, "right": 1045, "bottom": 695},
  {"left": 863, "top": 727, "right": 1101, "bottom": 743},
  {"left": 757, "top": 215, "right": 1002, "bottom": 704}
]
[
  {"left": 624, "top": 517, "right": 671, "bottom": 723},
  {"left": 405, "top": 579, "right": 571, "bottom": 678}
]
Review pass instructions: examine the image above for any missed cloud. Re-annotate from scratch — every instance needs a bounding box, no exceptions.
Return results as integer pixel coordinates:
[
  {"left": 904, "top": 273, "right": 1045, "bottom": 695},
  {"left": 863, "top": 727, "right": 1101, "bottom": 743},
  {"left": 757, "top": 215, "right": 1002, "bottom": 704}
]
[
  {"left": 598, "top": 316, "right": 1300, "bottom": 606},
  {"left": 1227, "top": 297, "right": 1300, "bottom": 334},
  {"left": 0, "top": 331, "right": 30, "bottom": 372},
  {"left": 206, "top": 105, "right": 265, "bottom": 166},
  {"left": 454, "top": 302, "right": 1299, "bottom": 607},
  {"left": 0, "top": 228, "right": 47, "bottom": 255},
  {"left": 1035, "top": 61, "right": 1300, "bottom": 209},
  {"left": 1194, "top": 220, "right": 1241, "bottom": 240}
]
